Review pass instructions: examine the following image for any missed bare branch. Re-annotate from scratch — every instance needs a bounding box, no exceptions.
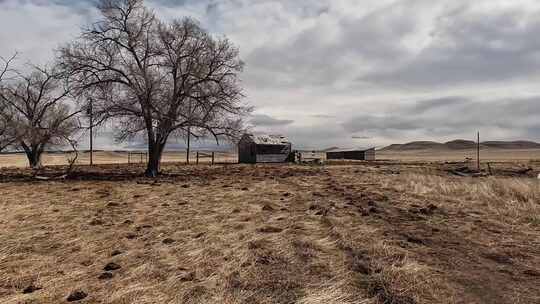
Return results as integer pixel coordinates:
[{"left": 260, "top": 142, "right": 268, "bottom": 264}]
[
  {"left": 0, "top": 64, "right": 81, "bottom": 168},
  {"left": 58, "top": 0, "right": 250, "bottom": 177},
  {"left": 0, "top": 52, "right": 18, "bottom": 82}
]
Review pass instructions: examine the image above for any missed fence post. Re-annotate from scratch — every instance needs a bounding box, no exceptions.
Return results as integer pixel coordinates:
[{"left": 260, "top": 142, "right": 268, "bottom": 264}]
[
  {"left": 211, "top": 152, "right": 215, "bottom": 165},
  {"left": 196, "top": 151, "right": 199, "bottom": 165}
]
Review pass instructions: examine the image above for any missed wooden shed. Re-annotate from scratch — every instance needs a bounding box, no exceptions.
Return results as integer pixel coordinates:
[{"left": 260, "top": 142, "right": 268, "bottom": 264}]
[
  {"left": 238, "top": 134, "right": 292, "bottom": 164},
  {"left": 326, "top": 148, "right": 376, "bottom": 161}
]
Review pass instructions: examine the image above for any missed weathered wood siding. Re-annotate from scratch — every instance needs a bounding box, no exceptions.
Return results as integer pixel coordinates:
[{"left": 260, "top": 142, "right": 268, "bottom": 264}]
[
  {"left": 238, "top": 136, "right": 256, "bottom": 163},
  {"left": 238, "top": 134, "right": 292, "bottom": 164}
]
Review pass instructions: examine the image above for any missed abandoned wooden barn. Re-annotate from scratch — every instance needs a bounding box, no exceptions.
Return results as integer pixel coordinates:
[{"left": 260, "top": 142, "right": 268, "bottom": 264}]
[
  {"left": 238, "top": 134, "right": 292, "bottom": 163},
  {"left": 326, "top": 148, "right": 376, "bottom": 161}
]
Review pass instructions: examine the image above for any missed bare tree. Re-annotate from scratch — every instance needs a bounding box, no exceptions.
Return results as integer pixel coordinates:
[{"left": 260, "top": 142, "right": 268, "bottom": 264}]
[
  {"left": 0, "top": 53, "right": 16, "bottom": 83},
  {"left": 59, "top": 0, "right": 249, "bottom": 177},
  {"left": 0, "top": 66, "right": 80, "bottom": 168},
  {"left": 0, "top": 113, "right": 16, "bottom": 152},
  {"left": 0, "top": 53, "right": 18, "bottom": 152}
]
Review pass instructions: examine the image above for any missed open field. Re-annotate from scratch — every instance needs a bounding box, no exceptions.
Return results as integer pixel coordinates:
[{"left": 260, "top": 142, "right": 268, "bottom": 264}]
[
  {"left": 378, "top": 148, "right": 540, "bottom": 162},
  {"left": 0, "top": 151, "right": 237, "bottom": 168},
  {"left": 4, "top": 148, "right": 540, "bottom": 168},
  {"left": 1, "top": 162, "right": 539, "bottom": 304}
]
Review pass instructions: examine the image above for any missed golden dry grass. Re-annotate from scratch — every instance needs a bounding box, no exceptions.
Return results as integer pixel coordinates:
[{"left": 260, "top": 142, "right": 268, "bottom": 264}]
[
  {"left": 0, "top": 151, "right": 237, "bottom": 168},
  {"left": 5, "top": 147, "right": 540, "bottom": 169},
  {"left": 0, "top": 163, "right": 539, "bottom": 303},
  {"left": 378, "top": 148, "right": 540, "bottom": 162},
  {"left": 384, "top": 173, "right": 540, "bottom": 226}
]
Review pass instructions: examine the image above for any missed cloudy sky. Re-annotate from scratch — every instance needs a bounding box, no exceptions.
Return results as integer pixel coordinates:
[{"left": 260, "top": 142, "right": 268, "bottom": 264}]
[{"left": 2, "top": 0, "right": 540, "bottom": 149}]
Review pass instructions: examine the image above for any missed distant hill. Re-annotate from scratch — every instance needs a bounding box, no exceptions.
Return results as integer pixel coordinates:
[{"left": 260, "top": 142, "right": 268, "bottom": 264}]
[
  {"left": 382, "top": 141, "right": 445, "bottom": 151},
  {"left": 381, "top": 140, "right": 540, "bottom": 151},
  {"left": 482, "top": 141, "right": 540, "bottom": 149},
  {"left": 321, "top": 146, "right": 341, "bottom": 152},
  {"left": 444, "top": 139, "right": 477, "bottom": 149}
]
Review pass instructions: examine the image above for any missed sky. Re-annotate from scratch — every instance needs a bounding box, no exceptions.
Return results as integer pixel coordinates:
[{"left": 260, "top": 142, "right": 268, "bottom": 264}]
[{"left": 2, "top": 0, "right": 540, "bottom": 150}]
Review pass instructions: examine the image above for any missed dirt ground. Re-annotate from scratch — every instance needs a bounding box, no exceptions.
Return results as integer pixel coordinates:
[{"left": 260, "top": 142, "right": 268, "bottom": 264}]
[{"left": 0, "top": 162, "right": 539, "bottom": 304}]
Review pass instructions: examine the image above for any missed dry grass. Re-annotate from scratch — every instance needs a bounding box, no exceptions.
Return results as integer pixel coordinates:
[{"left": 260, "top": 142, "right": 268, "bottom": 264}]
[
  {"left": 0, "top": 151, "right": 237, "bottom": 168},
  {"left": 5, "top": 147, "right": 540, "bottom": 169},
  {"left": 384, "top": 173, "right": 540, "bottom": 226},
  {"left": 0, "top": 163, "right": 539, "bottom": 303},
  {"left": 378, "top": 148, "right": 540, "bottom": 162}
]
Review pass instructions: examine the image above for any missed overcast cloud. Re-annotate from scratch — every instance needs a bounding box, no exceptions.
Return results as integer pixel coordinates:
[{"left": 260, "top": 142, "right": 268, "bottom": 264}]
[{"left": 2, "top": 0, "right": 540, "bottom": 149}]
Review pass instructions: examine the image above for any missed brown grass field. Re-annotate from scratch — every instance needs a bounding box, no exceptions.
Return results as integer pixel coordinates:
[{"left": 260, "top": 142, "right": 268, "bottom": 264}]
[
  {"left": 3, "top": 148, "right": 540, "bottom": 168},
  {"left": 0, "top": 151, "right": 539, "bottom": 303},
  {"left": 378, "top": 148, "right": 540, "bottom": 162},
  {"left": 0, "top": 151, "right": 237, "bottom": 168}
]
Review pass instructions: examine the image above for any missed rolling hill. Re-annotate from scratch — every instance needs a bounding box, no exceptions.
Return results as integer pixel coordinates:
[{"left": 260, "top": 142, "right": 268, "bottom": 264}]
[{"left": 381, "top": 140, "right": 540, "bottom": 151}]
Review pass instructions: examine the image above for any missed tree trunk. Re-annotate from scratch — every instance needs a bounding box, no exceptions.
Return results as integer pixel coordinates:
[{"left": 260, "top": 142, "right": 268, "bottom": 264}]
[
  {"left": 145, "top": 140, "right": 165, "bottom": 178},
  {"left": 24, "top": 146, "right": 43, "bottom": 169}
]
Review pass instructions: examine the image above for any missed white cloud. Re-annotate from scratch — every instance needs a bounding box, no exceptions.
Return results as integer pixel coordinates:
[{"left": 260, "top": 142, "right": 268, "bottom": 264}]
[
  {"left": 3, "top": 0, "right": 540, "bottom": 149},
  {"left": 0, "top": 0, "right": 97, "bottom": 67}
]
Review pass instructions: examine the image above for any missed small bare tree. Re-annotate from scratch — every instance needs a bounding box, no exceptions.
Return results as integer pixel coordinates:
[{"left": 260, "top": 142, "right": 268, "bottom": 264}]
[
  {"left": 0, "top": 53, "right": 18, "bottom": 152},
  {"left": 0, "top": 66, "right": 80, "bottom": 168},
  {"left": 59, "top": 0, "right": 249, "bottom": 177},
  {"left": 0, "top": 113, "right": 16, "bottom": 152}
]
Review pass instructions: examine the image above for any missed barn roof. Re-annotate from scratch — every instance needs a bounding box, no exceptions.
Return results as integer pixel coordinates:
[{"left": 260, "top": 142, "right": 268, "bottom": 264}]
[
  {"left": 242, "top": 134, "right": 290, "bottom": 145},
  {"left": 326, "top": 147, "right": 375, "bottom": 152}
]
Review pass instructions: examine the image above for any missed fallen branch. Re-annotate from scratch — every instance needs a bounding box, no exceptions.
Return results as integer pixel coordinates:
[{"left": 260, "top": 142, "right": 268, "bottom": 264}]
[
  {"left": 516, "top": 167, "right": 533, "bottom": 175},
  {"left": 34, "top": 174, "right": 67, "bottom": 181},
  {"left": 449, "top": 170, "right": 471, "bottom": 177}
]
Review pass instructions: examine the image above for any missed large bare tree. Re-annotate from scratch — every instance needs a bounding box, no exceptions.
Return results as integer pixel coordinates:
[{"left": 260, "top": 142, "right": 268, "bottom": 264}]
[
  {"left": 0, "top": 66, "right": 80, "bottom": 168},
  {"left": 59, "top": 0, "right": 249, "bottom": 177}
]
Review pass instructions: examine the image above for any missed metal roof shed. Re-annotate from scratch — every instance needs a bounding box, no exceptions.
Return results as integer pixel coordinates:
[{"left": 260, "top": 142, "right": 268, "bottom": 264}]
[{"left": 326, "top": 147, "right": 376, "bottom": 161}]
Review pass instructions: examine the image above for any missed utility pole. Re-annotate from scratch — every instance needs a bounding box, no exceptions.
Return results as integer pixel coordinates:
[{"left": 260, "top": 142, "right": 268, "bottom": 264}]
[
  {"left": 186, "top": 126, "right": 191, "bottom": 164},
  {"left": 186, "top": 99, "right": 193, "bottom": 165},
  {"left": 477, "top": 131, "right": 480, "bottom": 172},
  {"left": 88, "top": 98, "right": 93, "bottom": 166}
]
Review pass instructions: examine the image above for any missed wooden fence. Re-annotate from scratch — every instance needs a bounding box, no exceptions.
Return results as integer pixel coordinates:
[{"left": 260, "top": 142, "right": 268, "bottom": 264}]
[
  {"left": 196, "top": 151, "right": 215, "bottom": 165},
  {"left": 125, "top": 151, "right": 236, "bottom": 165},
  {"left": 128, "top": 152, "right": 148, "bottom": 164}
]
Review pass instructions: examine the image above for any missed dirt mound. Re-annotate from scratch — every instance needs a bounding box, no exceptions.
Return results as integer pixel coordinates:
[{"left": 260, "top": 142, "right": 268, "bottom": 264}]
[{"left": 66, "top": 290, "right": 87, "bottom": 302}]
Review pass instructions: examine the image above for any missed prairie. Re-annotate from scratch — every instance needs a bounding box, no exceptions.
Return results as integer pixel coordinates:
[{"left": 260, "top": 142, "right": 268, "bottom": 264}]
[
  {"left": 3, "top": 148, "right": 540, "bottom": 168},
  {"left": 0, "top": 151, "right": 236, "bottom": 168},
  {"left": 0, "top": 161, "right": 539, "bottom": 304},
  {"left": 378, "top": 148, "right": 540, "bottom": 162}
]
